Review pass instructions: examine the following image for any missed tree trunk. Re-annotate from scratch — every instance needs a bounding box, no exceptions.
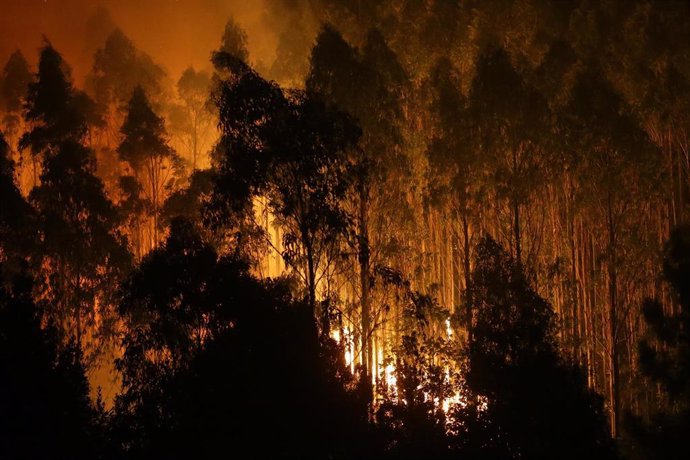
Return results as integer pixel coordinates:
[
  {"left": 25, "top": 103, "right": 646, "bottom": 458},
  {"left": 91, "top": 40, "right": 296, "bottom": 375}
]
[
  {"left": 358, "top": 175, "right": 372, "bottom": 382},
  {"left": 606, "top": 192, "right": 620, "bottom": 439},
  {"left": 462, "top": 213, "right": 472, "bottom": 344},
  {"left": 513, "top": 197, "right": 521, "bottom": 265},
  {"left": 305, "top": 238, "right": 320, "bottom": 333}
]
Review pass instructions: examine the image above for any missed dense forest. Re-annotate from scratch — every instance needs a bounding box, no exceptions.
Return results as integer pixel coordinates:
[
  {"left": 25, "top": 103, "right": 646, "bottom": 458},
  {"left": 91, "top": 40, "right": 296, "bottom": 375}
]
[{"left": 1, "top": 0, "right": 690, "bottom": 458}]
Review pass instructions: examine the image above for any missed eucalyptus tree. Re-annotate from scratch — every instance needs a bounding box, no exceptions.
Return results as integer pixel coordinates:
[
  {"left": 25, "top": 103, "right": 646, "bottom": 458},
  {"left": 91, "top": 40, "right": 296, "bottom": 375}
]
[
  {"left": 170, "top": 67, "right": 214, "bottom": 171},
  {"left": 563, "top": 68, "right": 661, "bottom": 438},
  {"left": 20, "top": 43, "right": 98, "bottom": 156},
  {"left": 87, "top": 28, "right": 165, "bottom": 146},
  {"left": 0, "top": 50, "right": 31, "bottom": 150},
  {"left": 209, "top": 51, "right": 358, "bottom": 332},
  {"left": 21, "top": 43, "right": 130, "bottom": 352},
  {"left": 423, "top": 56, "right": 481, "bottom": 342},
  {"left": 114, "top": 217, "right": 370, "bottom": 459},
  {"left": 0, "top": 132, "right": 34, "bottom": 267},
  {"left": 307, "top": 25, "right": 409, "bottom": 379},
  {"left": 118, "top": 86, "right": 180, "bottom": 247},
  {"left": 0, "top": 267, "right": 105, "bottom": 460},
  {"left": 219, "top": 17, "right": 250, "bottom": 62},
  {"left": 467, "top": 46, "right": 550, "bottom": 267},
  {"left": 462, "top": 236, "right": 615, "bottom": 460},
  {"left": 632, "top": 225, "right": 690, "bottom": 460}
]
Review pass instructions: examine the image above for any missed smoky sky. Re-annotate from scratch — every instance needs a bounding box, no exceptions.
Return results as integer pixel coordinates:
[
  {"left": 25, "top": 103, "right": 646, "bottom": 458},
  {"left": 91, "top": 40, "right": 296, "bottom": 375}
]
[{"left": 0, "top": 0, "right": 280, "bottom": 84}]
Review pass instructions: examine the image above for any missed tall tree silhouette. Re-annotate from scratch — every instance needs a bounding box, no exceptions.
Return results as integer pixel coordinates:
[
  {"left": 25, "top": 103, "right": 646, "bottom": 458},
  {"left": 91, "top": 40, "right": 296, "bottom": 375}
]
[
  {"left": 0, "top": 132, "right": 34, "bottom": 267},
  {"left": 0, "top": 50, "right": 31, "bottom": 149},
  {"left": 210, "top": 51, "right": 358, "bottom": 329},
  {"left": 219, "top": 16, "right": 250, "bottom": 62},
  {"left": 88, "top": 28, "right": 165, "bottom": 146},
  {"left": 462, "top": 236, "right": 615, "bottom": 459},
  {"left": 424, "top": 56, "right": 480, "bottom": 342},
  {"left": 170, "top": 66, "right": 214, "bottom": 171},
  {"left": 468, "top": 47, "right": 549, "bottom": 265},
  {"left": 20, "top": 42, "right": 99, "bottom": 155},
  {"left": 631, "top": 225, "right": 690, "bottom": 460},
  {"left": 307, "top": 25, "right": 410, "bottom": 376},
  {"left": 30, "top": 139, "right": 130, "bottom": 351},
  {"left": 22, "top": 43, "right": 130, "bottom": 352},
  {"left": 563, "top": 68, "right": 661, "bottom": 437},
  {"left": 118, "top": 86, "right": 179, "bottom": 247}
]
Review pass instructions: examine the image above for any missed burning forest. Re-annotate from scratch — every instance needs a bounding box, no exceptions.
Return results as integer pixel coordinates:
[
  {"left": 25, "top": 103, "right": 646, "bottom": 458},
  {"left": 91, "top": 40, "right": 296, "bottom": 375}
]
[{"left": 1, "top": 1, "right": 690, "bottom": 459}]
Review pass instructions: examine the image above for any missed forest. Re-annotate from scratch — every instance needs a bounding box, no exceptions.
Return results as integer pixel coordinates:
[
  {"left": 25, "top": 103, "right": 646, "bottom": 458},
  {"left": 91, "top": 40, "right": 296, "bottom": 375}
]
[{"left": 1, "top": 0, "right": 690, "bottom": 458}]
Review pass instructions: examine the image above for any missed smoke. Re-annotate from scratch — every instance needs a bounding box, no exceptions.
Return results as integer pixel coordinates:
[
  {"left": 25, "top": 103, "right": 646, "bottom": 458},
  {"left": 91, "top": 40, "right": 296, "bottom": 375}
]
[{"left": 0, "top": 0, "right": 282, "bottom": 85}]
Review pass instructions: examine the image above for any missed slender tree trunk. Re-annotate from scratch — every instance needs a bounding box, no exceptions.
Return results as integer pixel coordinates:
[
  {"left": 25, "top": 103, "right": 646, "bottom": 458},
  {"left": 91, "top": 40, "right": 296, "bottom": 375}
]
[
  {"left": 305, "top": 239, "right": 320, "bottom": 332},
  {"left": 358, "top": 174, "right": 372, "bottom": 382},
  {"left": 75, "top": 269, "right": 82, "bottom": 350},
  {"left": 192, "top": 111, "right": 200, "bottom": 171},
  {"left": 569, "top": 198, "right": 580, "bottom": 363},
  {"left": 513, "top": 197, "right": 521, "bottom": 265},
  {"left": 511, "top": 148, "right": 522, "bottom": 265},
  {"left": 606, "top": 191, "right": 620, "bottom": 438},
  {"left": 462, "top": 213, "right": 472, "bottom": 344}
]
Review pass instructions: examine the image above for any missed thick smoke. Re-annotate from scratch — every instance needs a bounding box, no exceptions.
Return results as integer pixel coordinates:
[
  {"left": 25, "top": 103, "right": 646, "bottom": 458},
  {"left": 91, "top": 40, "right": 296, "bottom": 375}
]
[{"left": 0, "top": 0, "right": 282, "bottom": 84}]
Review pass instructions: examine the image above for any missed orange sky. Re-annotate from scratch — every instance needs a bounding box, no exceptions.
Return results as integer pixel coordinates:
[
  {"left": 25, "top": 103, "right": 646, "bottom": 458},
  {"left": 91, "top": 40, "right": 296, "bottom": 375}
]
[{"left": 0, "top": 0, "right": 278, "bottom": 85}]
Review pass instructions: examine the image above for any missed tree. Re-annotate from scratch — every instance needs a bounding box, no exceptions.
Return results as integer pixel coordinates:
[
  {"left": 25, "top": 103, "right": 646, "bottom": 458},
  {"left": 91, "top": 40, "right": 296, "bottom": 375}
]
[
  {"left": 114, "top": 219, "right": 370, "bottom": 459},
  {"left": 219, "top": 17, "right": 250, "bottom": 62},
  {"left": 30, "top": 140, "right": 131, "bottom": 351},
  {"left": 563, "top": 68, "right": 661, "bottom": 438},
  {"left": 630, "top": 225, "right": 690, "bottom": 460},
  {"left": 468, "top": 47, "right": 549, "bottom": 266},
  {"left": 82, "top": 6, "right": 116, "bottom": 66},
  {"left": 461, "top": 236, "right": 615, "bottom": 459},
  {"left": 374, "top": 271, "right": 457, "bottom": 460},
  {"left": 264, "top": 0, "right": 317, "bottom": 87},
  {"left": 170, "top": 66, "right": 214, "bottom": 171},
  {"left": 20, "top": 42, "right": 99, "bottom": 156},
  {"left": 210, "top": 51, "right": 358, "bottom": 330},
  {"left": 0, "top": 131, "right": 34, "bottom": 266},
  {"left": 20, "top": 43, "right": 129, "bottom": 354},
  {"left": 118, "top": 86, "right": 179, "bottom": 246},
  {"left": 307, "top": 25, "right": 410, "bottom": 380},
  {"left": 161, "top": 168, "right": 217, "bottom": 239},
  {"left": 0, "top": 266, "right": 105, "bottom": 460},
  {"left": 424, "top": 56, "right": 480, "bottom": 343},
  {"left": 88, "top": 28, "right": 165, "bottom": 146},
  {"left": 118, "top": 174, "right": 150, "bottom": 260},
  {"left": 0, "top": 50, "right": 31, "bottom": 147},
  {"left": 266, "top": 91, "right": 356, "bottom": 332}
]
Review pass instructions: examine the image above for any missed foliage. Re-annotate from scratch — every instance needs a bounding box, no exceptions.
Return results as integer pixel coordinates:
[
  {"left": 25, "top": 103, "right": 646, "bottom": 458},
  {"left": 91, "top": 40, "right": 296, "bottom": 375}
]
[
  {"left": 219, "top": 17, "right": 250, "bottom": 62},
  {"left": 30, "top": 140, "right": 131, "bottom": 349},
  {"left": 88, "top": 28, "right": 165, "bottom": 109},
  {"left": 0, "top": 266, "right": 105, "bottom": 460},
  {"left": 630, "top": 225, "right": 690, "bottom": 460},
  {"left": 210, "top": 49, "right": 359, "bottom": 322},
  {"left": 114, "top": 219, "right": 371, "bottom": 459},
  {"left": 0, "top": 132, "right": 34, "bottom": 265},
  {"left": 462, "top": 236, "right": 615, "bottom": 459},
  {"left": 20, "top": 42, "right": 100, "bottom": 154}
]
